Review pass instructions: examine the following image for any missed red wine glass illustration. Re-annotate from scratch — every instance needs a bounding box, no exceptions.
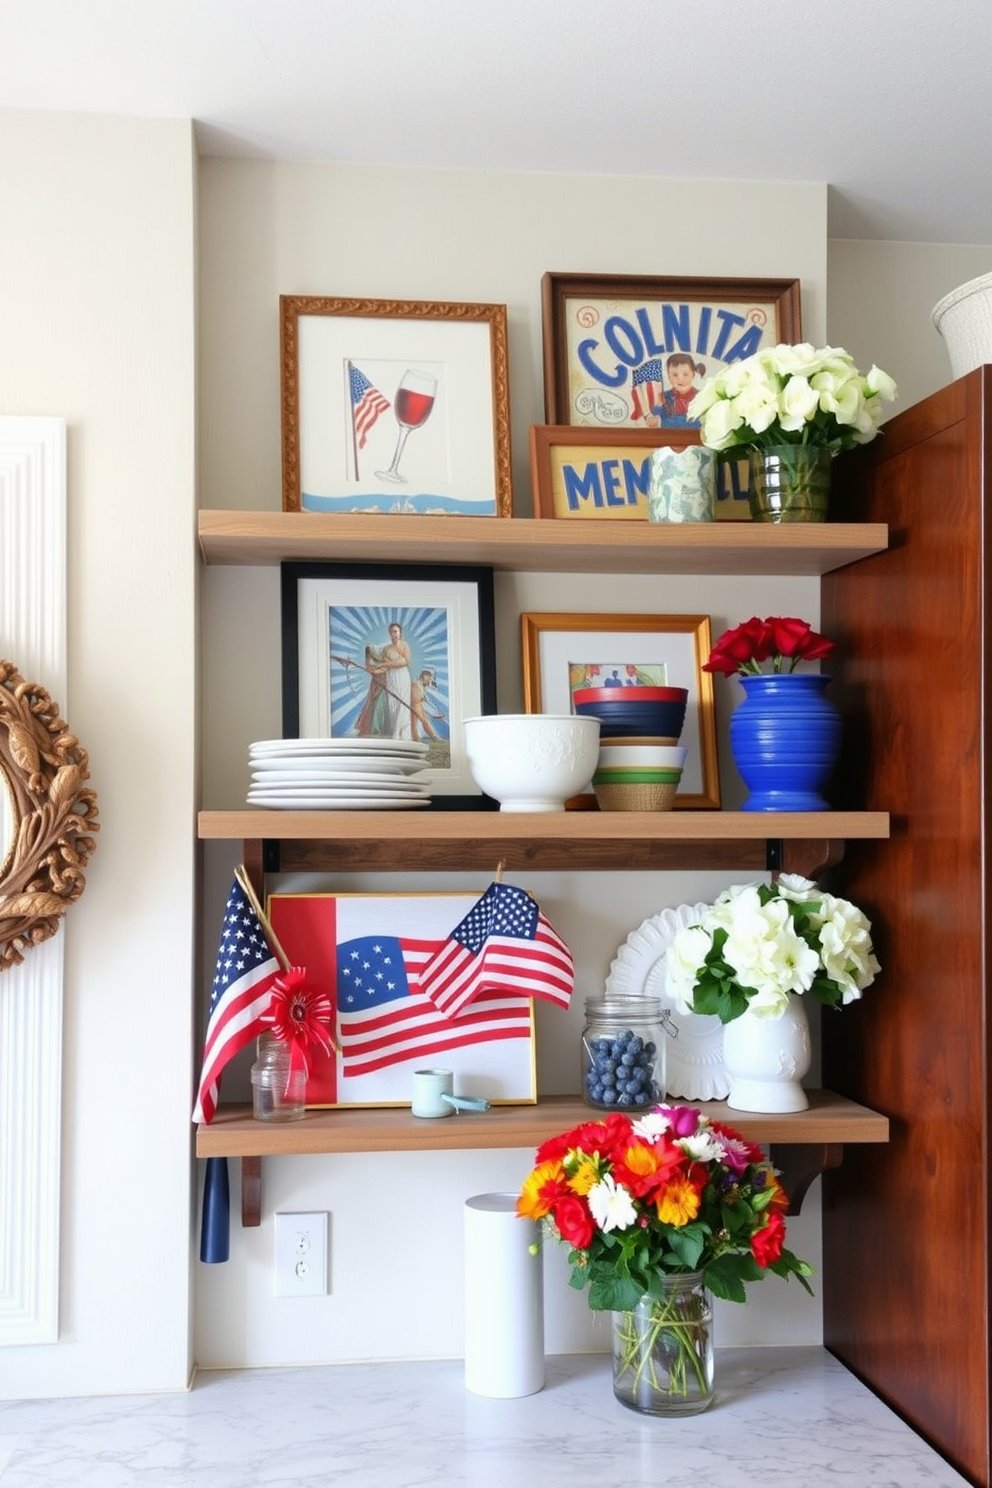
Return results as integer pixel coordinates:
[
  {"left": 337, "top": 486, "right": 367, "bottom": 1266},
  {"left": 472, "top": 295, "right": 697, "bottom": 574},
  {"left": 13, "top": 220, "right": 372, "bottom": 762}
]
[{"left": 376, "top": 369, "right": 437, "bottom": 484}]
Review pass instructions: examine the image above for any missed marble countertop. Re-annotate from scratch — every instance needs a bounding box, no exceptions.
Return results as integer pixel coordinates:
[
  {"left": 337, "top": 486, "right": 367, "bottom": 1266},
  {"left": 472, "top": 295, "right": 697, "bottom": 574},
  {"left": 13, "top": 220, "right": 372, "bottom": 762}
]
[{"left": 0, "top": 1348, "right": 971, "bottom": 1487}]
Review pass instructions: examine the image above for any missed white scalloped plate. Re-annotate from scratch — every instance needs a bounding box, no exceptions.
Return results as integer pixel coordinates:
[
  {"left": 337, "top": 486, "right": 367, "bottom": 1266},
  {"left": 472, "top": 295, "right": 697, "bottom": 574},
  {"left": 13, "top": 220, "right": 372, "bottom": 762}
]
[{"left": 606, "top": 903, "right": 729, "bottom": 1101}]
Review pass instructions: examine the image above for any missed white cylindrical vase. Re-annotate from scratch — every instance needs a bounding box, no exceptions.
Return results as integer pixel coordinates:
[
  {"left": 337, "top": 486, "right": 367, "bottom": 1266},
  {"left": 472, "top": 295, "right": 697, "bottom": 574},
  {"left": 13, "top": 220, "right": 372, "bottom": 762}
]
[{"left": 464, "top": 1192, "right": 544, "bottom": 1397}]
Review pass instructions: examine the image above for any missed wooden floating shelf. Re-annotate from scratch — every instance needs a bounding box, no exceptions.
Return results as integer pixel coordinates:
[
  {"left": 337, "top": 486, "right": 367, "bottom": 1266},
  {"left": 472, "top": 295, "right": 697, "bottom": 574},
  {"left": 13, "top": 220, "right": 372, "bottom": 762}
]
[
  {"left": 197, "top": 509, "right": 889, "bottom": 577},
  {"left": 197, "top": 809, "right": 889, "bottom": 876},
  {"left": 197, "top": 1091, "right": 890, "bottom": 1227}
]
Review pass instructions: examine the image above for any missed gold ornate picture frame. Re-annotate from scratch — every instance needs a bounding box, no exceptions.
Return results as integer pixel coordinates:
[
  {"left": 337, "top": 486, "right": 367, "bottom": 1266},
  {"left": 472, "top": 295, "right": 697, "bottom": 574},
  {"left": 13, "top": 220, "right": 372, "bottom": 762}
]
[
  {"left": 280, "top": 295, "right": 513, "bottom": 517},
  {"left": 0, "top": 659, "right": 99, "bottom": 970}
]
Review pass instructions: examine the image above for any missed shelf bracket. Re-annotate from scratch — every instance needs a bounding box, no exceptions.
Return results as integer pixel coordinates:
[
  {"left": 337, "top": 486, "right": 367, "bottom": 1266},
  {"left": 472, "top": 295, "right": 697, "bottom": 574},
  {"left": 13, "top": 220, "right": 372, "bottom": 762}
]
[
  {"left": 767, "top": 839, "right": 846, "bottom": 883},
  {"left": 769, "top": 1141, "right": 843, "bottom": 1213},
  {"left": 240, "top": 1155, "right": 262, "bottom": 1227}
]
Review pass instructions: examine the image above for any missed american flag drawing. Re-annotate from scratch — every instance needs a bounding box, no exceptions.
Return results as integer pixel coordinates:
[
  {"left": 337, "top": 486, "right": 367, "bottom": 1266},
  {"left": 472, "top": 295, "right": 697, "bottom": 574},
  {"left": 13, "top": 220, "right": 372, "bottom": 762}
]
[
  {"left": 337, "top": 932, "right": 533, "bottom": 1077},
  {"left": 192, "top": 877, "right": 281, "bottom": 1124},
  {"left": 630, "top": 358, "right": 664, "bottom": 421},
  {"left": 418, "top": 881, "right": 573, "bottom": 1018},
  {"left": 349, "top": 362, "right": 391, "bottom": 449},
  {"left": 267, "top": 892, "right": 537, "bottom": 1105}
]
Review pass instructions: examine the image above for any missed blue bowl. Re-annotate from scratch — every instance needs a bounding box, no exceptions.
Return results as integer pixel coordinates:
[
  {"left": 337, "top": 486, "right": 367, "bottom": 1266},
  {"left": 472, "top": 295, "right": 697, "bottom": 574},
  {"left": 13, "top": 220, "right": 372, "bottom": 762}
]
[{"left": 574, "top": 696, "right": 687, "bottom": 739}]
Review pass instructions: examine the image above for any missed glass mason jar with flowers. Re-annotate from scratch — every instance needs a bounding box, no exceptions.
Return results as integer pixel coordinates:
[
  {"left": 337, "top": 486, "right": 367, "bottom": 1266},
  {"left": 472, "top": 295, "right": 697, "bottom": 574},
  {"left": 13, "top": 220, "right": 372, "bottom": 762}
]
[
  {"left": 517, "top": 1102, "right": 813, "bottom": 1415},
  {"left": 705, "top": 615, "right": 839, "bottom": 812},
  {"left": 688, "top": 343, "right": 897, "bottom": 522}
]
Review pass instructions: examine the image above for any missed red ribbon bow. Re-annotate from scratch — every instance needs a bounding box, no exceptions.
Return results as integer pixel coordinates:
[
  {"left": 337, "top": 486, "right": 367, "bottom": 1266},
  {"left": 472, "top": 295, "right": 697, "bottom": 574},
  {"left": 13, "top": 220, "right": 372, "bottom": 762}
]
[{"left": 261, "top": 967, "right": 336, "bottom": 1088}]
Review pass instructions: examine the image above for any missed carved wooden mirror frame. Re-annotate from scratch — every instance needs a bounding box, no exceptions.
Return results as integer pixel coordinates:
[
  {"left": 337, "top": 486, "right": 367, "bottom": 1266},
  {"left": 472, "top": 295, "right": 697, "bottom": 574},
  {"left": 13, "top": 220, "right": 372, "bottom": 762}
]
[{"left": 0, "top": 658, "right": 99, "bottom": 970}]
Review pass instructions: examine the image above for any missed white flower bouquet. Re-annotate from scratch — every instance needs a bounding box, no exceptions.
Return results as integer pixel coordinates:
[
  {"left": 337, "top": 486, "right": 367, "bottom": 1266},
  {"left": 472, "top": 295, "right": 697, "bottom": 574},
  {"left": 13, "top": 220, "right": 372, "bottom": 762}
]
[
  {"left": 665, "top": 874, "right": 881, "bottom": 1023},
  {"left": 688, "top": 343, "right": 897, "bottom": 457}
]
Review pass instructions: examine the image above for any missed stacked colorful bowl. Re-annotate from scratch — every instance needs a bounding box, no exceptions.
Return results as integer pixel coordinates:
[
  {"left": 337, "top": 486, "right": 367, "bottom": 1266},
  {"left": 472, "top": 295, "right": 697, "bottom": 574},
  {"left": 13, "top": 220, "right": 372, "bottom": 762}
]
[{"left": 572, "top": 686, "right": 689, "bottom": 811}]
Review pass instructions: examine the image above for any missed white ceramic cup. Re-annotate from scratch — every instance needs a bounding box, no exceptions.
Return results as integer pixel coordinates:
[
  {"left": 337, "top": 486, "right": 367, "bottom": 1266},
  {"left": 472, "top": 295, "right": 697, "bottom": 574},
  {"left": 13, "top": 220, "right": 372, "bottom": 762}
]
[{"left": 411, "top": 1068, "right": 455, "bottom": 1118}]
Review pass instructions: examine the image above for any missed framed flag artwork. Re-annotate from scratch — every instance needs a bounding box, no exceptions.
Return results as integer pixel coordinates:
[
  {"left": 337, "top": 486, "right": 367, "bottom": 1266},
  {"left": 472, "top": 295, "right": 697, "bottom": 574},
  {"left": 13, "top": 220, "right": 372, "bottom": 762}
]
[
  {"left": 267, "top": 891, "right": 542, "bottom": 1107},
  {"left": 279, "top": 295, "right": 513, "bottom": 516}
]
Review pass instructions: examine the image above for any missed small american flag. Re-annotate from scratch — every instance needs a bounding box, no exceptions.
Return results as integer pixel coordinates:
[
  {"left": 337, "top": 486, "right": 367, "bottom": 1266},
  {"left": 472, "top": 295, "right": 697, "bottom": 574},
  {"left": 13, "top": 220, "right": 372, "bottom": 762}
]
[
  {"left": 630, "top": 358, "right": 664, "bottom": 421},
  {"left": 419, "top": 881, "right": 574, "bottom": 1018},
  {"left": 193, "top": 878, "right": 281, "bottom": 1124},
  {"left": 337, "top": 933, "right": 532, "bottom": 1077},
  {"left": 349, "top": 362, "right": 391, "bottom": 448}
]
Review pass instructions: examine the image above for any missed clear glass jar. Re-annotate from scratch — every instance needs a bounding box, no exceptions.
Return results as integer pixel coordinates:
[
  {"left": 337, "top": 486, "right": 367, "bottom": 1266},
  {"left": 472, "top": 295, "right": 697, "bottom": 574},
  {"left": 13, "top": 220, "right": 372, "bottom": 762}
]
[
  {"left": 580, "top": 995, "right": 665, "bottom": 1111},
  {"left": 612, "top": 1272, "right": 714, "bottom": 1415},
  {"left": 250, "top": 1033, "right": 306, "bottom": 1122}
]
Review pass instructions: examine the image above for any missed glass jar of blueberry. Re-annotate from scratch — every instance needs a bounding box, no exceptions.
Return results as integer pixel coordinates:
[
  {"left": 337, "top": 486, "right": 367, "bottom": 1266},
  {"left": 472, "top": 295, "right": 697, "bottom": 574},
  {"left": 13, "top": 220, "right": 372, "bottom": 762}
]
[{"left": 581, "top": 995, "right": 666, "bottom": 1111}]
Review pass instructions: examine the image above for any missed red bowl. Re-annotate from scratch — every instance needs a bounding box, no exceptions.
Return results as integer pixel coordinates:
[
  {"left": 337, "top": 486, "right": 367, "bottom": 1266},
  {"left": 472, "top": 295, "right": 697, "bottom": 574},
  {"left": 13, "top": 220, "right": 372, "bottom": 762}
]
[{"left": 572, "top": 685, "right": 688, "bottom": 705}]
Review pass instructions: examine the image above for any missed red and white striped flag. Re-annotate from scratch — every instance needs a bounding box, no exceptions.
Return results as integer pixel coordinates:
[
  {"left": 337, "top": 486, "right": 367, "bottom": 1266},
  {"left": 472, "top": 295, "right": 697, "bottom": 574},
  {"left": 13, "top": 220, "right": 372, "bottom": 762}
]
[
  {"left": 349, "top": 362, "right": 391, "bottom": 449},
  {"left": 418, "top": 881, "right": 574, "bottom": 1019},
  {"left": 193, "top": 877, "right": 280, "bottom": 1124}
]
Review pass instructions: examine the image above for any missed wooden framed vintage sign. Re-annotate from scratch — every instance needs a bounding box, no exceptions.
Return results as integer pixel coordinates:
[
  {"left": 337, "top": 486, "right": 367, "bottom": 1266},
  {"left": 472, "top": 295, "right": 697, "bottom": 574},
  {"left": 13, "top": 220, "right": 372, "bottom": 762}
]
[
  {"left": 541, "top": 273, "right": 802, "bottom": 428},
  {"left": 529, "top": 425, "right": 699, "bottom": 520}
]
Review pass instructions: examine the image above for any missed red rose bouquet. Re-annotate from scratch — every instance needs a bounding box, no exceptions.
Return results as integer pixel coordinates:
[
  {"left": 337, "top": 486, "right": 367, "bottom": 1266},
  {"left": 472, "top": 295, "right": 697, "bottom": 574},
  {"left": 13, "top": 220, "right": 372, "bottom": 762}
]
[{"left": 704, "top": 615, "right": 835, "bottom": 678}]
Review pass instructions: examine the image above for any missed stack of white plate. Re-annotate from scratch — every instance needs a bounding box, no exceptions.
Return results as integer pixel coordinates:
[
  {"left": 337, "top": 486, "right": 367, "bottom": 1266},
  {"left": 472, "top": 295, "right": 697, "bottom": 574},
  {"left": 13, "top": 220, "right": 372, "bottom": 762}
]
[{"left": 247, "top": 737, "right": 432, "bottom": 810}]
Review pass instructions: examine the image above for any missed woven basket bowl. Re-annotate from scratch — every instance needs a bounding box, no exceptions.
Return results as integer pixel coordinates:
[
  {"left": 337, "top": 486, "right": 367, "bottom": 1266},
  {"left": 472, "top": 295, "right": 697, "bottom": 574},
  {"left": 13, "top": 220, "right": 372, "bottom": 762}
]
[
  {"left": 593, "top": 779, "right": 679, "bottom": 812},
  {"left": 932, "top": 271, "right": 992, "bottom": 378}
]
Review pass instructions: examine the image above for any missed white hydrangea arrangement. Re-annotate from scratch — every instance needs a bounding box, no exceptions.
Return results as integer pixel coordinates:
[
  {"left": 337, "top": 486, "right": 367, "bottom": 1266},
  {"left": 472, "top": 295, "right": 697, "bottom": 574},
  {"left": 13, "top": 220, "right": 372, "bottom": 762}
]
[
  {"left": 688, "top": 343, "right": 897, "bottom": 456},
  {"left": 665, "top": 873, "right": 880, "bottom": 1023}
]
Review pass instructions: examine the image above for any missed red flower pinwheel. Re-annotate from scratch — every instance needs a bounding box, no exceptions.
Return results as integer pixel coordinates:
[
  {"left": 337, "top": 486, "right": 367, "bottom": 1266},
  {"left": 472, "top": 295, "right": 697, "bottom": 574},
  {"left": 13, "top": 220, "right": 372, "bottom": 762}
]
[{"left": 261, "top": 967, "right": 337, "bottom": 1084}]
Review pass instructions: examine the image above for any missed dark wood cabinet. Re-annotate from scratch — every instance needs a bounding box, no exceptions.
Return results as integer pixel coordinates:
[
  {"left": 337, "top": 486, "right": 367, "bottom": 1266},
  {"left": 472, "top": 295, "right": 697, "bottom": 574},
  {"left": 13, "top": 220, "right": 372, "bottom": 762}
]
[{"left": 821, "top": 368, "right": 991, "bottom": 1488}]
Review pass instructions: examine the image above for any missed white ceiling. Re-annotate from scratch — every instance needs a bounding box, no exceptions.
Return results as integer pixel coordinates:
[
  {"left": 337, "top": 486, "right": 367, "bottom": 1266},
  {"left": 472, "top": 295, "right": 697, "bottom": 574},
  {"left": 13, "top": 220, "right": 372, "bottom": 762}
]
[{"left": 3, "top": 0, "right": 992, "bottom": 245}]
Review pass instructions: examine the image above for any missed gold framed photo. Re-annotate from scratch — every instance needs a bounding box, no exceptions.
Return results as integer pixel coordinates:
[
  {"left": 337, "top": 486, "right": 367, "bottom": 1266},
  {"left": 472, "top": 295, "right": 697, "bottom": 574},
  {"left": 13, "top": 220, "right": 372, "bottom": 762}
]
[{"left": 521, "top": 610, "right": 720, "bottom": 810}]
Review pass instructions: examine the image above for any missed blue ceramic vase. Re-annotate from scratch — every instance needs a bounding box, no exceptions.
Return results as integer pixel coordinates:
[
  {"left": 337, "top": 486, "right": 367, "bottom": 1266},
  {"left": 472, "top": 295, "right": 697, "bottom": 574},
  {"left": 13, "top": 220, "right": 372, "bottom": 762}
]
[{"left": 729, "top": 673, "right": 841, "bottom": 812}]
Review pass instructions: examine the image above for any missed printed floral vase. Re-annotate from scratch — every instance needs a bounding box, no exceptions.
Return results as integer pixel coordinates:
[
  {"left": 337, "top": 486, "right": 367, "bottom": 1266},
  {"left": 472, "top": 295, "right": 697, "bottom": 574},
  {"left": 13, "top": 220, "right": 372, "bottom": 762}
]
[
  {"left": 748, "top": 445, "right": 832, "bottom": 523},
  {"left": 729, "top": 672, "right": 841, "bottom": 812},
  {"left": 612, "top": 1271, "right": 714, "bottom": 1416},
  {"left": 723, "top": 993, "right": 811, "bottom": 1113},
  {"left": 648, "top": 446, "right": 717, "bottom": 523}
]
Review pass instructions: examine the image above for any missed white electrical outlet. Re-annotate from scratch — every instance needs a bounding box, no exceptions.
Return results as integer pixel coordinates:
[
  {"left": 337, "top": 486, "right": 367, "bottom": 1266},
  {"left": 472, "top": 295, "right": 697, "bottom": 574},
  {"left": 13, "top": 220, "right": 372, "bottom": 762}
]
[{"left": 274, "top": 1211, "right": 328, "bottom": 1297}]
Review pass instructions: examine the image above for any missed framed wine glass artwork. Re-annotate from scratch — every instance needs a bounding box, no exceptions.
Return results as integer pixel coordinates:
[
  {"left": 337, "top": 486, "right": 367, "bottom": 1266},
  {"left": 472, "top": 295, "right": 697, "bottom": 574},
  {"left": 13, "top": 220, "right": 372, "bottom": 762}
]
[{"left": 280, "top": 296, "right": 513, "bottom": 516}]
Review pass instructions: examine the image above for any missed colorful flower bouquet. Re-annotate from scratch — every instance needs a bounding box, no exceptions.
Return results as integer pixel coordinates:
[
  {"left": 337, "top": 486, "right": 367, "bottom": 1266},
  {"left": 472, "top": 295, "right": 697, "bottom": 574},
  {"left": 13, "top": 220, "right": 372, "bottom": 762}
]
[
  {"left": 665, "top": 874, "right": 881, "bottom": 1024},
  {"left": 688, "top": 343, "right": 897, "bottom": 457},
  {"left": 704, "top": 615, "right": 835, "bottom": 678},
  {"left": 517, "top": 1102, "right": 812, "bottom": 1410}
]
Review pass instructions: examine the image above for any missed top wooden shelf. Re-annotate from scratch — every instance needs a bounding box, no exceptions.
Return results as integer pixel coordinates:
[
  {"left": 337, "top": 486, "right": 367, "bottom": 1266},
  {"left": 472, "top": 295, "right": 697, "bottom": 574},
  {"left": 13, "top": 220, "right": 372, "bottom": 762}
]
[{"left": 197, "top": 509, "right": 889, "bottom": 576}]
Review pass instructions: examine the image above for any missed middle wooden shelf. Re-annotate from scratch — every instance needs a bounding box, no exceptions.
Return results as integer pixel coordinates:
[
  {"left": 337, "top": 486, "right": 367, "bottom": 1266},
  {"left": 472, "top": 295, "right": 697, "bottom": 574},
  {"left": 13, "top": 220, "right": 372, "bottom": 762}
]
[{"left": 198, "top": 808, "right": 889, "bottom": 876}]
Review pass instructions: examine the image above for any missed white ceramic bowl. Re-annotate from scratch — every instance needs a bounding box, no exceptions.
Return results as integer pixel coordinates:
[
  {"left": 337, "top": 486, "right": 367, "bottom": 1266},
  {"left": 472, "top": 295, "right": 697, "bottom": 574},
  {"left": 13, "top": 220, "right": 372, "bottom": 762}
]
[
  {"left": 463, "top": 714, "right": 600, "bottom": 812},
  {"left": 598, "top": 743, "right": 687, "bottom": 770}
]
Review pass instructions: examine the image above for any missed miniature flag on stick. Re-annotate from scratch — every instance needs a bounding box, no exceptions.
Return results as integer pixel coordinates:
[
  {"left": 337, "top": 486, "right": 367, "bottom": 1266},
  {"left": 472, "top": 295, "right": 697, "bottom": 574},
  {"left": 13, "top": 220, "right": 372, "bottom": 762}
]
[
  {"left": 192, "top": 874, "right": 283, "bottom": 1125},
  {"left": 419, "top": 880, "right": 574, "bottom": 1019}
]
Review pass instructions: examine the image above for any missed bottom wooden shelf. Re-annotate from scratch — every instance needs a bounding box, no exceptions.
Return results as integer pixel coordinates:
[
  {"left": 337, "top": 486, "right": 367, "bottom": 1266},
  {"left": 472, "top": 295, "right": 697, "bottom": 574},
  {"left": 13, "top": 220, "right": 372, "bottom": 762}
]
[{"left": 196, "top": 1091, "right": 889, "bottom": 1227}]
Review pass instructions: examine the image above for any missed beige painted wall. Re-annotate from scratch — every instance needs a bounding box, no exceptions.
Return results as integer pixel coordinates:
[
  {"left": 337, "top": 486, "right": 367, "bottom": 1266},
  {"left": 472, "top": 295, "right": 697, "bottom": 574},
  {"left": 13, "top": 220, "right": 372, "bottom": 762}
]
[
  {"left": 828, "top": 239, "right": 992, "bottom": 413},
  {"left": 0, "top": 113, "right": 197, "bottom": 1398},
  {"left": 195, "top": 161, "right": 828, "bottom": 1368}
]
